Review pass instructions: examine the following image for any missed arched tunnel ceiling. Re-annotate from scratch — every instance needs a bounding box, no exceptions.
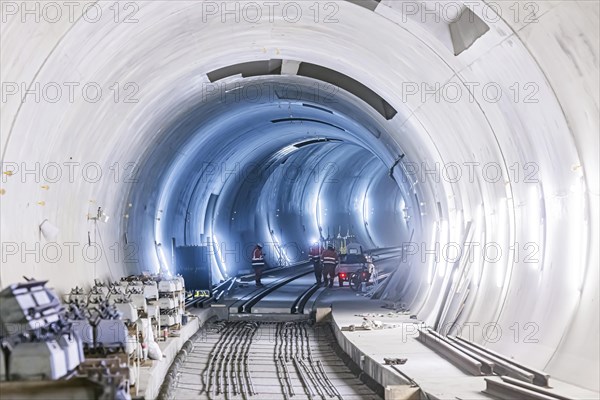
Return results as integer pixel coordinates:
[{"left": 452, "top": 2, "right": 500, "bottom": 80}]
[{"left": 0, "top": 0, "right": 598, "bottom": 392}]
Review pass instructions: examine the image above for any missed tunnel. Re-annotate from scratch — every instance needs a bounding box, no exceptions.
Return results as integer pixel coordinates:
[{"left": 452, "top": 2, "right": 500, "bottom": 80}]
[
  {"left": 128, "top": 73, "right": 411, "bottom": 277},
  {"left": 0, "top": 1, "right": 598, "bottom": 398}
]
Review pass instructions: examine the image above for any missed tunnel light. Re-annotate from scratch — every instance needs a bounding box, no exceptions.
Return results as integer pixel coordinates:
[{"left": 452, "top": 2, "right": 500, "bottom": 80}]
[
  {"left": 437, "top": 220, "right": 449, "bottom": 278},
  {"left": 272, "top": 235, "right": 290, "bottom": 265},
  {"left": 39, "top": 219, "right": 60, "bottom": 242},
  {"left": 316, "top": 195, "right": 324, "bottom": 230},
  {"left": 448, "top": 208, "right": 463, "bottom": 263},
  {"left": 528, "top": 185, "right": 543, "bottom": 270},
  {"left": 157, "top": 244, "right": 171, "bottom": 276},
  {"left": 472, "top": 232, "right": 484, "bottom": 287},
  {"left": 472, "top": 205, "right": 484, "bottom": 286},
  {"left": 362, "top": 194, "right": 370, "bottom": 225},
  {"left": 569, "top": 180, "right": 588, "bottom": 292},
  {"left": 529, "top": 185, "right": 541, "bottom": 227},
  {"left": 476, "top": 204, "right": 484, "bottom": 223},
  {"left": 399, "top": 197, "right": 406, "bottom": 211},
  {"left": 212, "top": 234, "right": 227, "bottom": 274},
  {"left": 452, "top": 268, "right": 460, "bottom": 284},
  {"left": 495, "top": 198, "right": 508, "bottom": 288},
  {"left": 456, "top": 209, "right": 464, "bottom": 231},
  {"left": 278, "top": 144, "right": 300, "bottom": 159},
  {"left": 427, "top": 221, "right": 438, "bottom": 284}
]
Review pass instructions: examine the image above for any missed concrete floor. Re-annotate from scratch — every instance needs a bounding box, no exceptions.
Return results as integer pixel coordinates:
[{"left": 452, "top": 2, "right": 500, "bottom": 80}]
[
  {"left": 137, "top": 269, "right": 600, "bottom": 400},
  {"left": 315, "top": 288, "right": 600, "bottom": 400},
  {"left": 170, "top": 321, "right": 380, "bottom": 400}
]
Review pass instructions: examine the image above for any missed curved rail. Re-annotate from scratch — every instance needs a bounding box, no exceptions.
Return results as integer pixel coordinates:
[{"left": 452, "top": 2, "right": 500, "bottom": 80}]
[
  {"left": 290, "top": 283, "right": 321, "bottom": 314},
  {"left": 234, "top": 265, "right": 314, "bottom": 313},
  {"left": 227, "top": 246, "right": 407, "bottom": 315}
]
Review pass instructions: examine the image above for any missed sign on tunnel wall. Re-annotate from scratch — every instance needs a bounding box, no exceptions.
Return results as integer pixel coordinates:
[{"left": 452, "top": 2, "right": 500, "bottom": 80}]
[{"left": 175, "top": 245, "right": 213, "bottom": 294}]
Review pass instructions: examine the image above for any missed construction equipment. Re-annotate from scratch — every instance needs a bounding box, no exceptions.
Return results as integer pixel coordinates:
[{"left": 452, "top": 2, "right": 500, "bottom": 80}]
[
  {"left": 336, "top": 243, "right": 373, "bottom": 287},
  {"left": 0, "top": 280, "right": 85, "bottom": 381}
]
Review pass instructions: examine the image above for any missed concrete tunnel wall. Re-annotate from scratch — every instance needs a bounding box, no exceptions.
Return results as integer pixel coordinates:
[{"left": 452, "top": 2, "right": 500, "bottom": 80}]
[{"left": 0, "top": 0, "right": 598, "bottom": 392}]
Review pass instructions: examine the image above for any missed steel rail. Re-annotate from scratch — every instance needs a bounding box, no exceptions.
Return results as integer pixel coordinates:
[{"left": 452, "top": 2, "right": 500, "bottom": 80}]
[
  {"left": 454, "top": 335, "right": 549, "bottom": 386},
  {"left": 234, "top": 266, "right": 314, "bottom": 313},
  {"left": 291, "top": 282, "right": 321, "bottom": 314}
]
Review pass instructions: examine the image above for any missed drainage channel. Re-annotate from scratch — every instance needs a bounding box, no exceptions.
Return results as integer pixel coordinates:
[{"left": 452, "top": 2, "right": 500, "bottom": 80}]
[{"left": 168, "top": 320, "right": 382, "bottom": 400}]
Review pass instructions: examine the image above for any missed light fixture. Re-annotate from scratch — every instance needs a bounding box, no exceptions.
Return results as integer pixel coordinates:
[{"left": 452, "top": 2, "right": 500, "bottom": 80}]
[
  {"left": 88, "top": 207, "right": 109, "bottom": 223},
  {"left": 156, "top": 243, "right": 171, "bottom": 276},
  {"left": 212, "top": 234, "right": 227, "bottom": 274},
  {"left": 39, "top": 219, "right": 59, "bottom": 241},
  {"left": 496, "top": 198, "right": 508, "bottom": 288},
  {"left": 427, "top": 221, "right": 438, "bottom": 284},
  {"left": 438, "top": 220, "right": 449, "bottom": 278}
]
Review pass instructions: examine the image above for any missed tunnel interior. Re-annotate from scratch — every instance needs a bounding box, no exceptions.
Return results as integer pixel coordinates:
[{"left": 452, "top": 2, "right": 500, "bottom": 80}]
[
  {"left": 128, "top": 75, "right": 411, "bottom": 278},
  {"left": 1, "top": 0, "right": 598, "bottom": 393}
]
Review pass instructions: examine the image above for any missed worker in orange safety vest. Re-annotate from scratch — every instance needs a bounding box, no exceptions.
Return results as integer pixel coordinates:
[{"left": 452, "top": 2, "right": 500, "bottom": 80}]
[
  {"left": 252, "top": 243, "right": 265, "bottom": 287},
  {"left": 309, "top": 241, "right": 324, "bottom": 285},
  {"left": 321, "top": 243, "right": 339, "bottom": 288}
]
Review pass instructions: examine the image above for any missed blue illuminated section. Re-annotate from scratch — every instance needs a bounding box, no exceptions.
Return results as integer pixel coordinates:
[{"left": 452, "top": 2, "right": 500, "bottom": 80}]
[{"left": 125, "top": 76, "right": 412, "bottom": 279}]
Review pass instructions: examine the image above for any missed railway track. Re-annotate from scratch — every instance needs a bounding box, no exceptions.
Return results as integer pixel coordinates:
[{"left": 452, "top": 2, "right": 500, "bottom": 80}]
[
  {"left": 223, "top": 246, "right": 406, "bottom": 317},
  {"left": 186, "top": 278, "right": 237, "bottom": 308},
  {"left": 171, "top": 320, "right": 381, "bottom": 400},
  {"left": 228, "top": 265, "right": 316, "bottom": 315},
  {"left": 181, "top": 246, "right": 406, "bottom": 322},
  {"left": 167, "top": 248, "right": 406, "bottom": 400}
]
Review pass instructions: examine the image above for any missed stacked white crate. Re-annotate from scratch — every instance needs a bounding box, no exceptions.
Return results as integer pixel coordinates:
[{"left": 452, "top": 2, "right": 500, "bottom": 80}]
[
  {"left": 125, "top": 282, "right": 147, "bottom": 314},
  {"left": 143, "top": 280, "right": 159, "bottom": 301},
  {"left": 176, "top": 275, "right": 186, "bottom": 325},
  {"left": 137, "top": 280, "right": 159, "bottom": 341},
  {"left": 64, "top": 278, "right": 155, "bottom": 395},
  {"left": 0, "top": 281, "right": 86, "bottom": 381},
  {"left": 67, "top": 286, "right": 87, "bottom": 305},
  {"left": 157, "top": 276, "right": 185, "bottom": 328},
  {"left": 176, "top": 275, "right": 186, "bottom": 318},
  {"left": 87, "top": 284, "right": 108, "bottom": 305}
]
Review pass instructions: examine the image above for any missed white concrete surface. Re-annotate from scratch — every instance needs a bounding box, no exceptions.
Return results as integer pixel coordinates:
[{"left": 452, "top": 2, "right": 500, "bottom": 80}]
[
  {"left": 1, "top": 0, "right": 598, "bottom": 393},
  {"left": 138, "top": 308, "right": 218, "bottom": 400},
  {"left": 319, "top": 288, "right": 600, "bottom": 399}
]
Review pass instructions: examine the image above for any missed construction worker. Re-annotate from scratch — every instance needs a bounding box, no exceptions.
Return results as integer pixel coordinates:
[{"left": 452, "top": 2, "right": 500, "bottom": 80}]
[
  {"left": 309, "top": 241, "right": 324, "bottom": 285},
  {"left": 252, "top": 243, "right": 265, "bottom": 287},
  {"left": 321, "top": 243, "right": 339, "bottom": 288}
]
